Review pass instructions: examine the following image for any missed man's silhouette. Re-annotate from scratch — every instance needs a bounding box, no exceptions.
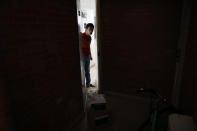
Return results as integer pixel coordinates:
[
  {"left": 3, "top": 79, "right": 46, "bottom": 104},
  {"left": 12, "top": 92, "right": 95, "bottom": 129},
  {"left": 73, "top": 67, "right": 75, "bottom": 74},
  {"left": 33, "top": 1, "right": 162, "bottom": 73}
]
[{"left": 80, "top": 23, "right": 95, "bottom": 88}]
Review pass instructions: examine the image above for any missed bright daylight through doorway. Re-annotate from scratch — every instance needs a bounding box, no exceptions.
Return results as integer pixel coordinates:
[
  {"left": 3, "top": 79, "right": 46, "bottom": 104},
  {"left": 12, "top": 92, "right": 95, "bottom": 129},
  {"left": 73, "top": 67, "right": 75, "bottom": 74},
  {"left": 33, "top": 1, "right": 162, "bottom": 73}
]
[{"left": 76, "top": 0, "right": 99, "bottom": 101}]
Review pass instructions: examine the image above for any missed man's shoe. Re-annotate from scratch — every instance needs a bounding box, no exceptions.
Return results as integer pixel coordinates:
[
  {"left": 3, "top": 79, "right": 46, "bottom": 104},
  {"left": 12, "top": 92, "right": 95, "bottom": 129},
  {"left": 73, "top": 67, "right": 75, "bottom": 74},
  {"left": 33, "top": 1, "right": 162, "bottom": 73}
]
[
  {"left": 86, "top": 84, "right": 90, "bottom": 88},
  {"left": 89, "top": 84, "right": 96, "bottom": 88}
]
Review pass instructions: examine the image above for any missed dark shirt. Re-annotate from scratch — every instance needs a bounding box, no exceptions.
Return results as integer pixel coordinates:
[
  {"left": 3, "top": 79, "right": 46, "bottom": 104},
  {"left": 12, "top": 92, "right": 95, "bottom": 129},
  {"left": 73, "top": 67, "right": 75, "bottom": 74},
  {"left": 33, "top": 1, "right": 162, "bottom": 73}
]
[{"left": 81, "top": 32, "right": 91, "bottom": 56}]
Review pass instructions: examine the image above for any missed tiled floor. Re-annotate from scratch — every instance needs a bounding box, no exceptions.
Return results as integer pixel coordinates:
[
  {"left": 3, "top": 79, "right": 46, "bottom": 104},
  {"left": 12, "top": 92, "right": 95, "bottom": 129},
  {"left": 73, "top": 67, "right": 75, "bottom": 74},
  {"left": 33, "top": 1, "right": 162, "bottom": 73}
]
[
  {"left": 74, "top": 90, "right": 172, "bottom": 131},
  {"left": 74, "top": 92, "right": 154, "bottom": 131},
  {"left": 77, "top": 64, "right": 170, "bottom": 131}
]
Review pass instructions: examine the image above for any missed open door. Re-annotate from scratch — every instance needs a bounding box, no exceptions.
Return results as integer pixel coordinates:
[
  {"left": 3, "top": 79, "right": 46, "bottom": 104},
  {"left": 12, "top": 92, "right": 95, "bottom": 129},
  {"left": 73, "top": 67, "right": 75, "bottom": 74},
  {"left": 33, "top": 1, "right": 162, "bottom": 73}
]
[{"left": 76, "top": 0, "right": 100, "bottom": 110}]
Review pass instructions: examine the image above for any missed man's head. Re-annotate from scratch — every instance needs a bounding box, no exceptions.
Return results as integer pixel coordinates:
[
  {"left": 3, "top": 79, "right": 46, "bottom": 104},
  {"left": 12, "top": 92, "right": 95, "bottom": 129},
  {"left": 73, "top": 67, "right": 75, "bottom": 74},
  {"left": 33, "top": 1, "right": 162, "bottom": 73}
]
[{"left": 85, "top": 23, "right": 94, "bottom": 36}]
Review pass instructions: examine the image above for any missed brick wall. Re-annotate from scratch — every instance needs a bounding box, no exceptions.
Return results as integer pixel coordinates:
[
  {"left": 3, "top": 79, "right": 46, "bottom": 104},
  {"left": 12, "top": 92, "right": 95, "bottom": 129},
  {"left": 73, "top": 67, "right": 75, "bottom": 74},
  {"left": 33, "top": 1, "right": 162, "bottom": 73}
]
[
  {"left": 0, "top": 0, "right": 83, "bottom": 130},
  {"left": 181, "top": 3, "right": 197, "bottom": 123},
  {"left": 100, "top": 0, "right": 181, "bottom": 96},
  {"left": 0, "top": 78, "right": 12, "bottom": 131}
]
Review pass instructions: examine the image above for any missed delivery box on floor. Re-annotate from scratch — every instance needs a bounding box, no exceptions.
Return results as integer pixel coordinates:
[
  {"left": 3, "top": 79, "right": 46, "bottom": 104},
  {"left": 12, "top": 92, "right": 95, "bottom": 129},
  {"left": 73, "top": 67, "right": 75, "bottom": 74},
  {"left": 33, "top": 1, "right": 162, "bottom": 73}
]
[
  {"left": 89, "top": 94, "right": 107, "bottom": 110},
  {"left": 94, "top": 110, "right": 110, "bottom": 125}
]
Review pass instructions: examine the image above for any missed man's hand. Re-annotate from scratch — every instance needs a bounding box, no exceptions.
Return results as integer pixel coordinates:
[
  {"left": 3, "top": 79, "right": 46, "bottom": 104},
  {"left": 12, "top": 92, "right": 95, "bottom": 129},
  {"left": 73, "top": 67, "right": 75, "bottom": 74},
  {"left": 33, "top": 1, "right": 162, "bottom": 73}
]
[{"left": 90, "top": 55, "right": 93, "bottom": 60}]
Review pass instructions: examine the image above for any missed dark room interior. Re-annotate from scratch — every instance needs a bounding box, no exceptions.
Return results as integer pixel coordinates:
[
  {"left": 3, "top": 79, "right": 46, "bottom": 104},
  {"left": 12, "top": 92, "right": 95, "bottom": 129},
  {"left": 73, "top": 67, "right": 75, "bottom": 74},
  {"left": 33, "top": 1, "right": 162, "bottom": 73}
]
[{"left": 0, "top": 0, "right": 197, "bottom": 131}]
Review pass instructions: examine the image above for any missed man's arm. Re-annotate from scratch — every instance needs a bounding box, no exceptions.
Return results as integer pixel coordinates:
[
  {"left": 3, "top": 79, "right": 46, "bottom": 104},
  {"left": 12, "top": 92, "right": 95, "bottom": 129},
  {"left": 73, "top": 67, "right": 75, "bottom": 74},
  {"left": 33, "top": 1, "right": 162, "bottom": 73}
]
[
  {"left": 90, "top": 37, "right": 93, "bottom": 60},
  {"left": 90, "top": 49, "right": 93, "bottom": 60}
]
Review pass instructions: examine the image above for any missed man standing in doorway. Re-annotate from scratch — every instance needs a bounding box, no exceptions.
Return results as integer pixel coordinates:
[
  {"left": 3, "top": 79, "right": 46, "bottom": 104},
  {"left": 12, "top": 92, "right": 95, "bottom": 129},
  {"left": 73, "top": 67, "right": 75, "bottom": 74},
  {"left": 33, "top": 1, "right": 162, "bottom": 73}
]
[{"left": 81, "top": 23, "right": 95, "bottom": 88}]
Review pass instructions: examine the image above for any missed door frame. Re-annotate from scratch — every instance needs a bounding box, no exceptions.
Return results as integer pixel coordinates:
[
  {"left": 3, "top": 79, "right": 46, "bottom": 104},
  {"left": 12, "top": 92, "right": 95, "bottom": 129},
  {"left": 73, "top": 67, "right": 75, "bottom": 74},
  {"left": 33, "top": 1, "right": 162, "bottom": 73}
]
[{"left": 96, "top": 0, "right": 102, "bottom": 93}]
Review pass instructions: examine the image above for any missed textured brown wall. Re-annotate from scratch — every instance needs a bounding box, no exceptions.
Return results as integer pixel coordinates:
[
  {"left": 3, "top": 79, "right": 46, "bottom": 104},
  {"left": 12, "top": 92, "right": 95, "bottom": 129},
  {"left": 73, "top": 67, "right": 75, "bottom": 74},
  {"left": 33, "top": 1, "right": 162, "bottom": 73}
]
[
  {"left": 100, "top": 0, "right": 181, "bottom": 96},
  {"left": 181, "top": 3, "right": 197, "bottom": 123},
  {"left": 0, "top": 0, "right": 83, "bottom": 130},
  {"left": 0, "top": 78, "right": 12, "bottom": 131}
]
